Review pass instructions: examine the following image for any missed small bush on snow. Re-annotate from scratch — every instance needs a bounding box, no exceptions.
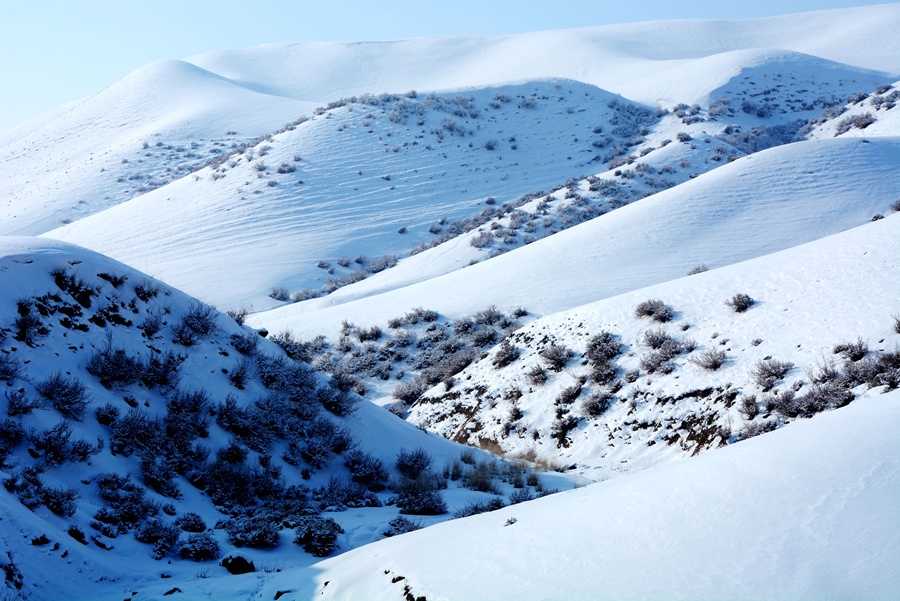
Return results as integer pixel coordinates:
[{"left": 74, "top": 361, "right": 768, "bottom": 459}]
[
  {"left": 634, "top": 299, "right": 674, "bottom": 323},
  {"left": 689, "top": 349, "right": 728, "bottom": 371},
  {"left": 35, "top": 372, "right": 90, "bottom": 420},
  {"left": 725, "top": 293, "right": 754, "bottom": 313},
  {"left": 396, "top": 447, "right": 432, "bottom": 479},
  {"left": 539, "top": 343, "right": 572, "bottom": 372},
  {"left": 178, "top": 532, "right": 220, "bottom": 561},
  {"left": 294, "top": 516, "right": 343, "bottom": 557},
  {"left": 492, "top": 340, "right": 519, "bottom": 369},
  {"left": 751, "top": 358, "right": 794, "bottom": 391}
]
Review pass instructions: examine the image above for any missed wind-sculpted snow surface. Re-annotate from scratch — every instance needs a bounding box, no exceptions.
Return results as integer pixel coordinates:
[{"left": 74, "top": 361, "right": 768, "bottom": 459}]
[{"left": 252, "top": 137, "right": 900, "bottom": 338}]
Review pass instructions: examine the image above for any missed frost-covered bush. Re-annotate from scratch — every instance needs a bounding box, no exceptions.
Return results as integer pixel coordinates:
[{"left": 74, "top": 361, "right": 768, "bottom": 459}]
[
  {"left": 453, "top": 497, "right": 505, "bottom": 519},
  {"left": 751, "top": 358, "right": 794, "bottom": 391},
  {"left": 382, "top": 515, "right": 422, "bottom": 537},
  {"left": 0, "top": 419, "right": 25, "bottom": 466},
  {"left": 86, "top": 339, "right": 144, "bottom": 388},
  {"left": 269, "top": 287, "right": 290, "bottom": 302},
  {"left": 173, "top": 303, "right": 219, "bottom": 346},
  {"left": 294, "top": 516, "right": 343, "bottom": 557},
  {"left": 178, "top": 532, "right": 220, "bottom": 561},
  {"left": 833, "top": 337, "right": 868, "bottom": 362},
  {"left": 395, "top": 478, "right": 447, "bottom": 516},
  {"left": 582, "top": 391, "right": 616, "bottom": 417},
  {"left": 175, "top": 512, "right": 207, "bottom": 533},
  {"left": 41, "top": 485, "right": 79, "bottom": 517},
  {"left": 689, "top": 349, "right": 727, "bottom": 371},
  {"left": 738, "top": 395, "right": 759, "bottom": 420},
  {"left": 224, "top": 512, "right": 281, "bottom": 548},
  {"left": 5, "top": 389, "right": 43, "bottom": 417},
  {"left": 0, "top": 354, "right": 23, "bottom": 382},
  {"left": 141, "top": 350, "right": 184, "bottom": 390},
  {"left": 392, "top": 378, "right": 428, "bottom": 403},
  {"left": 540, "top": 343, "right": 572, "bottom": 372},
  {"left": 135, "top": 518, "right": 180, "bottom": 559},
  {"left": 28, "top": 420, "right": 101, "bottom": 467},
  {"left": 526, "top": 365, "right": 548, "bottom": 386},
  {"left": 586, "top": 331, "right": 622, "bottom": 365},
  {"left": 634, "top": 299, "right": 674, "bottom": 323},
  {"left": 13, "top": 300, "right": 45, "bottom": 347},
  {"left": 35, "top": 372, "right": 90, "bottom": 420},
  {"left": 492, "top": 340, "right": 519, "bottom": 369},
  {"left": 550, "top": 415, "right": 580, "bottom": 448}
]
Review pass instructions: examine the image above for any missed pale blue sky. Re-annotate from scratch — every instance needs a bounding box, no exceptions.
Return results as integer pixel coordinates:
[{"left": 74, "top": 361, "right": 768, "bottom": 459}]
[{"left": 0, "top": 0, "right": 889, "bottom": 133}]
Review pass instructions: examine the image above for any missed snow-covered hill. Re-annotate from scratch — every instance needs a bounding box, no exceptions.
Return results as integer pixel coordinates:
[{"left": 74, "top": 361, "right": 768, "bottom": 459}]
[
  {"left": 0, "top": 61, "right": 310, "bottom": 236},
  {"left": 0, "top": 237, "right": 572, "bottom": 600},
  {"left": 2, "top": 5, "right": 900, "bottom": 600},
  {"left": 251, "top": 136, "right": 899, "bottom": 338},
  {"left": 409, "top": 213, "right": 900, "bottom": 474},
  {"left": 117, "top": 390, "right": 900, "bottom": 601}
]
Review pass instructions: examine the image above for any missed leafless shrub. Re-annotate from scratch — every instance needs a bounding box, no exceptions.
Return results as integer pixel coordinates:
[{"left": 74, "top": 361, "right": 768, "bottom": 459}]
[
  {"left": 735, "top": 420, "right": 777, "bottom": 441},
  {"left": 751, "top": 358, "right": 794, "bottom": 391},
  {"left": 634, "top": 299, "right": 674, "bottom": 323},
  {"left": 833, "top": 337, "right": 868, "bottom": 362},
  {"left": 687, "top": 264, "right": 709, "bottom": 275},
  {"left": 738, "top": 395, "right": 759, "bottom": 420},
  {"left": 526, "top": 365, "right": 548, "bottom": 386},
  {"left": 539, "top": 343, "right": 572, "bottom": 372},
  {"left": 725, "top": 293, "right": 754, "bottom": 313},
  {"left": 582, "top": 391, "right": 616, "bottom": 417},
  {"left": 492, "top": 340, "right": 519, "bottom": 369},
  {"left": 689, "top": 349, "right": 727, "bottom": 371}
]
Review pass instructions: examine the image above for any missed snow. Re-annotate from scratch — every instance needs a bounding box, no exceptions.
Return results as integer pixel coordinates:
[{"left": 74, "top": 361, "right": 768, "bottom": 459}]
[
  {"left": 124, "top": 391, "right": 900, "bottom": 601},
  {"left": 1, "top": 5, "right": 899, "bottom": 600},
  {"left": 250, "top": 136, "right": 900, "bottom": 339}
]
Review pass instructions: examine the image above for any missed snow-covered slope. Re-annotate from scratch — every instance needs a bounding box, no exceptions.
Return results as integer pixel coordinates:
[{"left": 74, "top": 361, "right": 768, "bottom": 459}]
[
  {"left": 0, "top": 60, "right": 309, "bottom": 235},
  {"left": 45, "top": 81, "right": 661, "bottom": 308},
  {"left": 409, "top": 213, "right": 900, "bottom": 473},
  {"left": 251, "top": 136, "right": 900, "bottom": 338},
  {"left": 125, "top": 390, "right": 900, "bottom": 601},
  {"left": 189, "top": 5, "right": 900, "bottom": 105},
  {"left": 0, "top": 237, "right": 571, "bottom": 600}
]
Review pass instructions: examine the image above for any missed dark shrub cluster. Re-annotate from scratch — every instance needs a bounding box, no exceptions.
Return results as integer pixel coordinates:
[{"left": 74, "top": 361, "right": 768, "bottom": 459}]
[
  {"left": 453, "top": 497, "right": 506, "bottom": 519},
  {"left": 492, "top": 340, "right": 520, "bottom": 369},
  {"left": 293, "top": 516, "right": 343, "bottom": 557},
  {"left": 0, "top": 419, "right": 25, "bottom": 466},
  {"left": 86, "top": 338, "right": 145, "bottom": 388},
  {"left": 172, "top": 303, "right": 219, "bottom": 346},
  {"left": 394, "top": 476, "right": 447, "bottom": 516},
  {"left": 550, "top": 415, "right": 580, "bottom": 448},
  {"left": 344, "top": 449, "right": 389, "bottom": 491},
  {"left": 28, "top": 420, "right": 102, "bottom": 467},
  {"left": 634, "top": 299, "right": 674, "bottom": 323},
  {"left": 725, "top": 293, "right": 754, "bottom": 313},
  {"left": 396, "top": 448, "right": 432, "bottom": 479},
  {"left": 586, "top": 331, "right": 622, "bottom": 385},
  {"left": 178, "top": 532, "right": 220, "bottom": 561},
  {"left": 0, "top": 354, "right": 23, "bottom": 382},
  {"left": 833, "top": 337, "right": 868, "bottom": 362},
  {"left": 639, "top": 331, "right": 686, "bottom": 375},
  {"left": 738, "top": 395, "right": 759, "bottom": 420},
  {"left": 582, "top": 391, "right": 616, "bottom": 418}
]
